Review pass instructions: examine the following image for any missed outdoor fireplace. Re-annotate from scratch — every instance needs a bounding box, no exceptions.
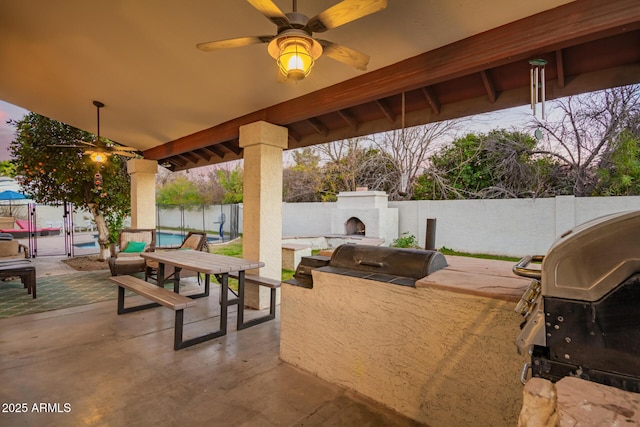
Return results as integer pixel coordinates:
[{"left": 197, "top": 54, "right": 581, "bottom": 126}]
[
  {"left": 331, "top": 190, "right": 398, "bottom": 245},
  {"left": 345, "top": 217, "right": 365, "bottom": 235}
]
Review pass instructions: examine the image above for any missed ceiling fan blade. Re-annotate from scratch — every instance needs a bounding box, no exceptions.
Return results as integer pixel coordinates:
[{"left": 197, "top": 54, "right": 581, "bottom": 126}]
[
  {"left": 112, "top": 151, "right": 137, "bottom": 158},
  {"left": 47, "top": 144, "right": 83, "bottom": 148},
  {"left": 197, "top": 36, "right": 274, "bottom": 51},
  {"left": 75, "top": 140, "right": 97, "bottom": 147},
  {"left": 246, "top": 0, "right": 291, "bottom": 28},
  {"left": 306, "top": 0, "right": 387, "bottom": 33},
  {"left": 108, "top": 145, "right": 138, "bottom": 151},
  {"left": 317, "top": 39, "right": 369, "bottom": 70}
]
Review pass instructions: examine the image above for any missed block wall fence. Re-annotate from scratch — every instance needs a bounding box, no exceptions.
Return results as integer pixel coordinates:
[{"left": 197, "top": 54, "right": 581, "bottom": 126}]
[{"left": 282, "top": 195, "right": 640, "bottom": 257}]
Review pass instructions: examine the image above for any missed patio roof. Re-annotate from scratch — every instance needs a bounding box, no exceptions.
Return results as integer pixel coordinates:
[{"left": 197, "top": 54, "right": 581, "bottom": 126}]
[{"left": 1, "top": 0, "right": 639, "bottom": 171}]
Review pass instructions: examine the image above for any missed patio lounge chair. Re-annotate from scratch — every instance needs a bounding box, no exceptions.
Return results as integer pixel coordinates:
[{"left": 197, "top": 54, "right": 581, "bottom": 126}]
[
  {"left": 109, "top": 228, "right": 156, "bottom": 276},
  {"left": 145, "top": 231, "right": 208, "bottom": 282},
  {"left": 13, "top": 219, "right": 61, "bottom": 237}
]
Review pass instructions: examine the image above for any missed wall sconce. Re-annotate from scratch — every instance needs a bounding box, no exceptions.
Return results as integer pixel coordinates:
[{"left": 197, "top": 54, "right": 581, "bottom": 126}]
[
  {"left": 529, "top": 59, "right": 547, "bottom": 119},
  {"left": 268, "top": 31, "right": 322, "bottom": 80}
]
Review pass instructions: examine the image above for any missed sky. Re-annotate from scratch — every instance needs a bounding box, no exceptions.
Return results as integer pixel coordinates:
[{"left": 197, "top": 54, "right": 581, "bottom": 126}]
[{"left": 0, "top": 100, "right": 29, "bottom": 161}]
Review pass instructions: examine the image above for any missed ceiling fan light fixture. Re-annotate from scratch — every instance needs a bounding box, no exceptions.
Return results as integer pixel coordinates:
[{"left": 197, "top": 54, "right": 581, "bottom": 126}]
[
  {"left": 89, "top": 151, "right": 108, "bottom": 163},
  {"left": 268, "top": 33, "right": 322, "bottom": 80}
]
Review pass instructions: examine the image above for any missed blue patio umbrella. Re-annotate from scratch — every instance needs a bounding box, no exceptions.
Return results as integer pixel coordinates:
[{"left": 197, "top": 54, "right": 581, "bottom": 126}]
[{"left": 0, "top": 190, "right": 27, "bottom": 215}]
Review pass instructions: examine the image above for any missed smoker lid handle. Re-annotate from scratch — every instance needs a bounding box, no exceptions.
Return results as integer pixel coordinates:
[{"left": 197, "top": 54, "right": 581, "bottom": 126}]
[
  {"left": 513, "top": 255, "right": 544, "bottom": 279},
  {"left": 358, "top": 259, "right": 384, "bottom": 268}
]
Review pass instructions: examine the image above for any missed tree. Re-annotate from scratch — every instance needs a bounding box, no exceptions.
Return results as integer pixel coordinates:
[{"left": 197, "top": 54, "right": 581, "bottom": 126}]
[
  {"left": 414, "top": 133, "right": 492, "bottom": 199},
  {"left": 530, "top": 85, "right": 640, "bottom": 196},
  {"left": 156, "top": 175, "right": 204, "bottom": 205},
  {"left": 195, "top": 168, "right": 226, "bottom": 205},
  {"left": 594, "top": 130, "right": 640, "bottom": 196},
  {"left": 413, "top": 130, "right": 565, "bottom": 199},
  {"left": 9, "top": 113, "right": 132, "bottom": 260},
  {"left": 315, "top": 138, "right": 395, "bottom": 201},
  {"left": 370, "top": 120, "right": 460, "bottom": 200},
  {"left": 0, "top": 161, "right": 16, "bottom": 177},
  {"left": 217, "top": 167, "right": 243, "bottom": 204},
  {"left": 283, "top": 148, "right": 324, "bottom": 202}
]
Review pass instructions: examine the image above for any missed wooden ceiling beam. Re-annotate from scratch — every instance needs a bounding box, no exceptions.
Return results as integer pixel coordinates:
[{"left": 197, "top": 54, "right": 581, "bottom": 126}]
[
  {"left": 288, "top": 129, "right": 301, "bottom": 144},
  {"left": 375, "top": 99, "right": 395, "bottom": 123},
  {"left": 144, "top": 0, "right": 640, "bottom": 161},
  {"left": 191, "top": 149, "right": 210, "bottom": 161},
  {"left": 337, "top": 109, "right": 359, "bottom": 130},
  {"left": 179, "top": 152, "right": 199, "bottom": 163},
  {"left": 201, "top": 145, "right": 225, "bottom": 159},
  {"left": 421, "top": 86, "right": 441, "bottom": 115},
  {"left": 175, "top": 153, "right": 194, "bottom": 165},
  {"left": 221, "top": 140, "right": 242, "bottom": 155},
  {"left": 165, "top": 158, "right": 185, "bottom": 167},
  {"left": 479, "top": 70, "right": 497, "bottom": 103},
  {"left": 306, "top": 118, "right": 329, "bottom": 137}
]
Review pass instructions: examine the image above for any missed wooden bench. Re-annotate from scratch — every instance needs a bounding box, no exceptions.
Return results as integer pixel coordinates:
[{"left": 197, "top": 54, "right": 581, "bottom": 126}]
[
  {"left": 110, "top": 275, "right": 206, "bottom": 350},
  {"left": 227, "top": 273, "right": 281, "bottom": 330}
]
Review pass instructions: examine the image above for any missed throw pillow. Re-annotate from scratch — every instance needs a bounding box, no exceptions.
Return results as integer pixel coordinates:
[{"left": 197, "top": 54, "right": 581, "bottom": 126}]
[{"left": 122, "top": 241, "right": 147, "bottom": 253}]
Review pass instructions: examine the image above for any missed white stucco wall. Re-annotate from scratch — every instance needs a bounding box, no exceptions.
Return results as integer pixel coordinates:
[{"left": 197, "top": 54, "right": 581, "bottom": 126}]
[
  {"left": 282, "top": 202, "right": 333, "bottom": 237},
  {"left": 282, "top": 196, "right": 640, "bottom": 257}
]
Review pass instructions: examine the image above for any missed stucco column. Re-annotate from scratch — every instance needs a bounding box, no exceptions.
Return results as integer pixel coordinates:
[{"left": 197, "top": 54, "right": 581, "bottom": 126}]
[
  {"left": 239, "top": 121, "right": 287, "bottom": 309},
  {"left": 127, "top": 159, "right": 158, "bottom": 229}
]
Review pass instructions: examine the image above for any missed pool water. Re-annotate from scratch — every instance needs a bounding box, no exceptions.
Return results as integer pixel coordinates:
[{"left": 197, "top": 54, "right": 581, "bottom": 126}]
[{"left": 73, "top": 232, "right": 217, "bottom": 248}]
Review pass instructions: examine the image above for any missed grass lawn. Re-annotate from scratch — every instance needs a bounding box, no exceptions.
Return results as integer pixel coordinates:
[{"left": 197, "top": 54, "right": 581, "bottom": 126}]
[
  {"left": 208, "top": 239, "right": 295, "bottom": 282},
  {"left": 439, "top": 247, "right": 521, "bottom": 263}
]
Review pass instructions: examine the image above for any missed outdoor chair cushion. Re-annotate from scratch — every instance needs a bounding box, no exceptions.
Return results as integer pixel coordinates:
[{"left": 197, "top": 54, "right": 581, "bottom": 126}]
[
  {"left": 120, "top": 231, "right": 154, "bottom": 247},
  {"left": 116, "top": 252, "right": 146, "bottom": 258},
  {"left": 122, "top": 241, "right": 147, "bottom": 253},
  {"left": 109, "top": 228, "right": 156, "bottom": 276},
  {"left": 181, "top": 234, "right": 203, "bottom": 250}
]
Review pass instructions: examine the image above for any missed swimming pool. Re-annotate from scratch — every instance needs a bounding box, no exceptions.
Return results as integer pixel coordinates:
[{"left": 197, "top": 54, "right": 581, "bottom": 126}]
[{"left": 73, "top": 231, "right": 219, "bottom": 248}]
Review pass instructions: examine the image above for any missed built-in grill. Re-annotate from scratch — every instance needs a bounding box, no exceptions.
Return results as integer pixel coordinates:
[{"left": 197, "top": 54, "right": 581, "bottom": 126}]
[
  {"left": 514, "top": 210, "right": 640, "bottom": 392},
  {"left": 286, "top": 244, "right": 448, "bottom": 289}
]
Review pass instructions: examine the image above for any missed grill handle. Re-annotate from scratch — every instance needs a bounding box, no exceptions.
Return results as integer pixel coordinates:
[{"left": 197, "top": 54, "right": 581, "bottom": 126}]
[
  {"left": 357, "top": 259, "right": 384, "bottom": 268},
  {"left": 513, "top": 255, "right": 544, "bottom": 279}
]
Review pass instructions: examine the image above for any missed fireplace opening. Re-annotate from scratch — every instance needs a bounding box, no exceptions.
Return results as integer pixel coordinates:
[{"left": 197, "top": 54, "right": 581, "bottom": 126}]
[{"left": 345, "top": 217, "right": 366, "bottom": 236}]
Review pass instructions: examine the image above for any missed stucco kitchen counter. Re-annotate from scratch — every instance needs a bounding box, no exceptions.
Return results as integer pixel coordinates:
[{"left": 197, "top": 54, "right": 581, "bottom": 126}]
[
  {"left": 416, "top": 255, "right": 532, "bottom": 302},
  {"left": 280, "top": 254, "right": 531, "bottom": 426}
]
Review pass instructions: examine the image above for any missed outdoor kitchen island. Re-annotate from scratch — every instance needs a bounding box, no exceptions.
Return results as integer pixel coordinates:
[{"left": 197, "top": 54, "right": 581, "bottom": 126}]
[{"left": 279, "top": 253, "right": 531, "bottom": 426}]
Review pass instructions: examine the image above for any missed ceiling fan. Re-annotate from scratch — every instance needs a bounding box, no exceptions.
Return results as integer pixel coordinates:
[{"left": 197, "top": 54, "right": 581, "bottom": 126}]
[
  {"left": 196, "top": 0, "right": 387, "bottom": 80},
  {"left": 52, "top": 101, "right": 139, "bottom": 163}
]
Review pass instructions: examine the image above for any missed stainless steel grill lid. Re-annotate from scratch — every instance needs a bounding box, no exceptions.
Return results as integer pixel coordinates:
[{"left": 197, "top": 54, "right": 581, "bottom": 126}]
[
  {"left": 541, "top": 210, "right": 640, "bottom": 301},
  {"left": 514, "top": 210, "right": 640, "bottom": 393}
]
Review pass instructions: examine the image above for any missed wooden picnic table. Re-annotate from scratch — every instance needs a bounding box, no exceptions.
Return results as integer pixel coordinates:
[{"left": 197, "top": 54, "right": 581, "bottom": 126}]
[{"left": 139, "top": 250, "right": 266, "bottom": 348}]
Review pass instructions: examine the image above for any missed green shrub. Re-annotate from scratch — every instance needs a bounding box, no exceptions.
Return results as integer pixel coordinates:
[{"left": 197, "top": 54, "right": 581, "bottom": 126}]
[{"left": 391, "top": 233, "right": 421, "bottom": 249}]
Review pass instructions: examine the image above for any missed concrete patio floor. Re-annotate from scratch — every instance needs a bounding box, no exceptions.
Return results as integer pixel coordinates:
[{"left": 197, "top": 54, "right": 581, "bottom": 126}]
[{"left": 0, "top": 258, "right": 424, "bottom": 427}]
